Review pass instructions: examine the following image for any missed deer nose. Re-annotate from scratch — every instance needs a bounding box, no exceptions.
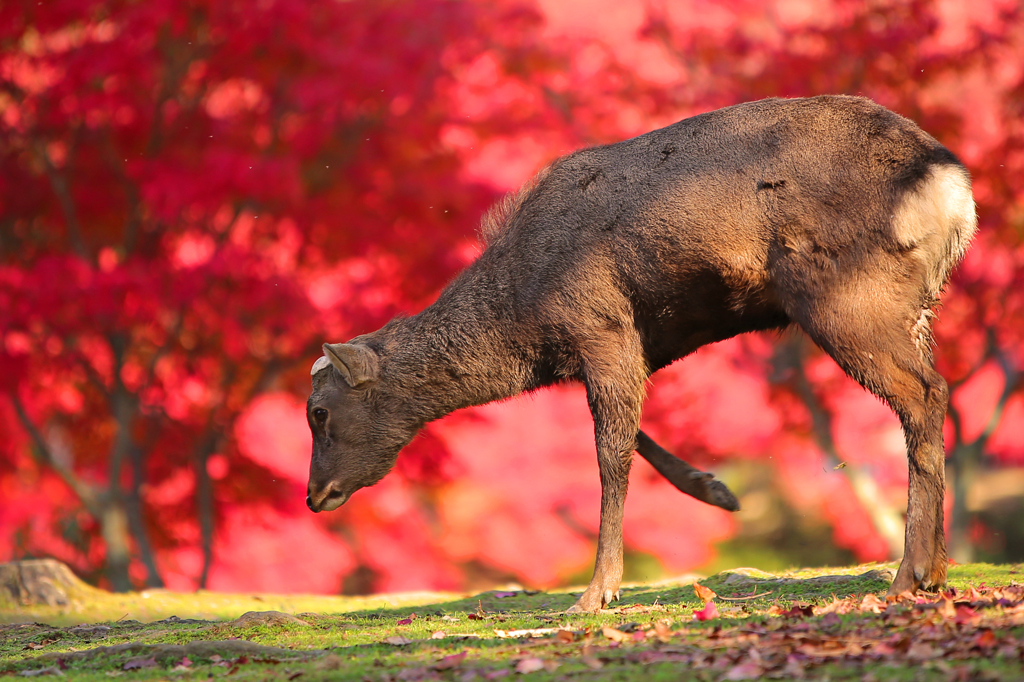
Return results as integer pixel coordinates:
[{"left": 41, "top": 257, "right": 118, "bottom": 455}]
[{"left": 306, "top": 481, "right": 349, "bottom": 512}]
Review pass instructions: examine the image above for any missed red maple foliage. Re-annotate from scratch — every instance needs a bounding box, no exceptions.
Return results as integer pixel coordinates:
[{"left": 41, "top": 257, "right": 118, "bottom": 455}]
[{"left": 1, "top": 0, "right": 1022, "bottom": 594}]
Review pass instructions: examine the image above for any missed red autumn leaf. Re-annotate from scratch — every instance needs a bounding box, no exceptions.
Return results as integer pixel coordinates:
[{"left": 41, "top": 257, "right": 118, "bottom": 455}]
[
  {"left": 434, "top": 652, "right": 467, "bottom": 670},
  {"left": 974, "top": 630, "right": 997, "bottom": 649},
  {"left": 692, "top": 601, "right": 720, "bottom": 622},
  {"left": 954, "top": 606, "right": 979, "bottom": 625},
  {"left": 780, "top": 604, "right": 814, "bottom": 619}
]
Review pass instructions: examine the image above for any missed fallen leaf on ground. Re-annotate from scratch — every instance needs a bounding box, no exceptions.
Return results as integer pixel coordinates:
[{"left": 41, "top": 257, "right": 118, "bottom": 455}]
[
  {"left": 724, "top": 661, "right": 764, "bottom": 680},
  {"left": 555, "top": 630, "right": 576, "bottom": 643},
  {"left": 859, "top": 593, "right": 886, "bottom": 613},
  {"left": 694, "top": 582, "right": 717, "bottom": 604},
  {"left": 779, "top": 604, "right": 814, "bottom": 618},
  {"left": 601, "top": 626, "right": 631, "bottom": 643},
  {"left": 434, "top": 652, "right": 467, "bottom": 670},
  {"left": 974, "top": 630, "right": 997, "bottom": 649},
  {"left": 693, "top": 601, "right": 720, "bottom": 621},
  {"left": 514, "top": 658, "right": 546, "bottom": 674},
  {"left": 650, "top": 620, "right": 674, "bottom": 642}
]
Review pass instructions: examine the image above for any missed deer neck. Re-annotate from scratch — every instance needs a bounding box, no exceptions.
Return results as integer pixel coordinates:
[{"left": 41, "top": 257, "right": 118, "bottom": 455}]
[{"left": 380, "top": 268, "right": 530, "bottom": 424}]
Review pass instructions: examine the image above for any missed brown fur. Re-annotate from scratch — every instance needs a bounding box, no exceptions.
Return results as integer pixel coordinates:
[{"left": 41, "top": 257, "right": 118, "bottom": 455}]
[{"left": 306, "top": 95, "right": 976, "bottom": 611}]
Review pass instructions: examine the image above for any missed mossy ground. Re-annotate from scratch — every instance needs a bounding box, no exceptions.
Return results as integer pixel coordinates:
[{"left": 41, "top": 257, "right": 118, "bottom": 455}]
[{"left": 3, "top": 563, "right": 1022, "bottom": 681}]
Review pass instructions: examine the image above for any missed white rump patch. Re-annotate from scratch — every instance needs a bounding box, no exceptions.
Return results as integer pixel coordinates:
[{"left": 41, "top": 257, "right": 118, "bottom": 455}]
[
  {"left": 891, "top": 165, "right": 978, "bottom": 298},
  {"left": 311, "top": 355, "right": 331, "bottom": 376}
]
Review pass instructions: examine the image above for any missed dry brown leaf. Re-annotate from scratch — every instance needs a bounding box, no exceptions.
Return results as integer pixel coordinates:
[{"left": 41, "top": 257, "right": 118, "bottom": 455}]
[
  {"left": 859, "top": 593, "right": 886, "bottom": 613},
  {"left": 694, "top": 581, "right": 717, "bottom": 604},
  {"left": 651, "top": 620, "right": 674, "bottom": 642},
  {"left": 601, "top": 626, "right": 631, "bottom": 643},
  {"left": 906, "top": 642, "right": 938, "bottom": 660}
]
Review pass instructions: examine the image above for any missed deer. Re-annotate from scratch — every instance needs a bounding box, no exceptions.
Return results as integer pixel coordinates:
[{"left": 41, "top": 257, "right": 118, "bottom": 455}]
[{"left": 305, "top": 95, "right": 977, "bottom": 613}]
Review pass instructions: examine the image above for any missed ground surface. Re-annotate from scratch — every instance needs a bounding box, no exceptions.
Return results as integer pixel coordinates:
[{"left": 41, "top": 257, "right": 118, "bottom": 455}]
[{"left": 3, "top": 563, "right": 1023, "bottom": 681}]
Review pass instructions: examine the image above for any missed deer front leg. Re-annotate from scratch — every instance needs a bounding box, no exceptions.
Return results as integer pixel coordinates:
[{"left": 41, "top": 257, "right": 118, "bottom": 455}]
[{"left": 567, "top": 382, "right": 641, "bottom": 614}]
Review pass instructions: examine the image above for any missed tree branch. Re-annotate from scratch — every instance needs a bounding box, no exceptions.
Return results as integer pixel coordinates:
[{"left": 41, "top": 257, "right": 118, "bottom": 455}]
[
  {"left": 33, "top": 137, "right": 90, "bottom": 262},
  {"left": 98, "top": 130, "right": 144, "bottom": 254},
  {"left": 9, "top": 392, "right": 101, "bottom": 515},
  {"left": 976, "top": 332, "right": 1021, "bottom": 449}
]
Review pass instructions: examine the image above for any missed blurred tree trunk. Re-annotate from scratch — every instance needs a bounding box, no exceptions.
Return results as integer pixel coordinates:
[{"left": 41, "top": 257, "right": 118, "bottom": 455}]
[
  {"left": 772, "top": 335, "right": 906, "bottom": 559},
  {"left": 947, "top": 333, "right": 1020, "bottom": 563}
]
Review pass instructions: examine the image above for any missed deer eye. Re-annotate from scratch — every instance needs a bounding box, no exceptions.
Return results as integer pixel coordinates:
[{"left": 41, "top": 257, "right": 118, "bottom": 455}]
[{"left": 312, "top": 408, "right": 328, "bottom": 425}]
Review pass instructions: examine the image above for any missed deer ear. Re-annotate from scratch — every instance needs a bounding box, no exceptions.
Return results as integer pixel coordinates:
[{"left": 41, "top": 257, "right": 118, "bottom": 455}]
[{"left": 322, "top": 343, "right": 379, "bottom": 388}]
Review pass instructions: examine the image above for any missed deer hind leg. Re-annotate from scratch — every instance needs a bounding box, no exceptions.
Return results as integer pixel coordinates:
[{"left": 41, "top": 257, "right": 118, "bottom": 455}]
[{"left": 783, "top": 275, "right": 948, "bottom": 596}]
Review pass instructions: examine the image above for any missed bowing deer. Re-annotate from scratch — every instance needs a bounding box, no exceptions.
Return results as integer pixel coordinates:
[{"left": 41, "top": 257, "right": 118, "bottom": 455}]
[{"left": 306, "top": 95, "right": 976, "bottom": 612}]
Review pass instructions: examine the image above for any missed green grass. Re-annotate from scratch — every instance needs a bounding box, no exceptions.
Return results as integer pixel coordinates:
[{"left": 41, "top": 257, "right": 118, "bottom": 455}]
[{"left": 3, "top": 563, "right": 1023, "bottom": 681}]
